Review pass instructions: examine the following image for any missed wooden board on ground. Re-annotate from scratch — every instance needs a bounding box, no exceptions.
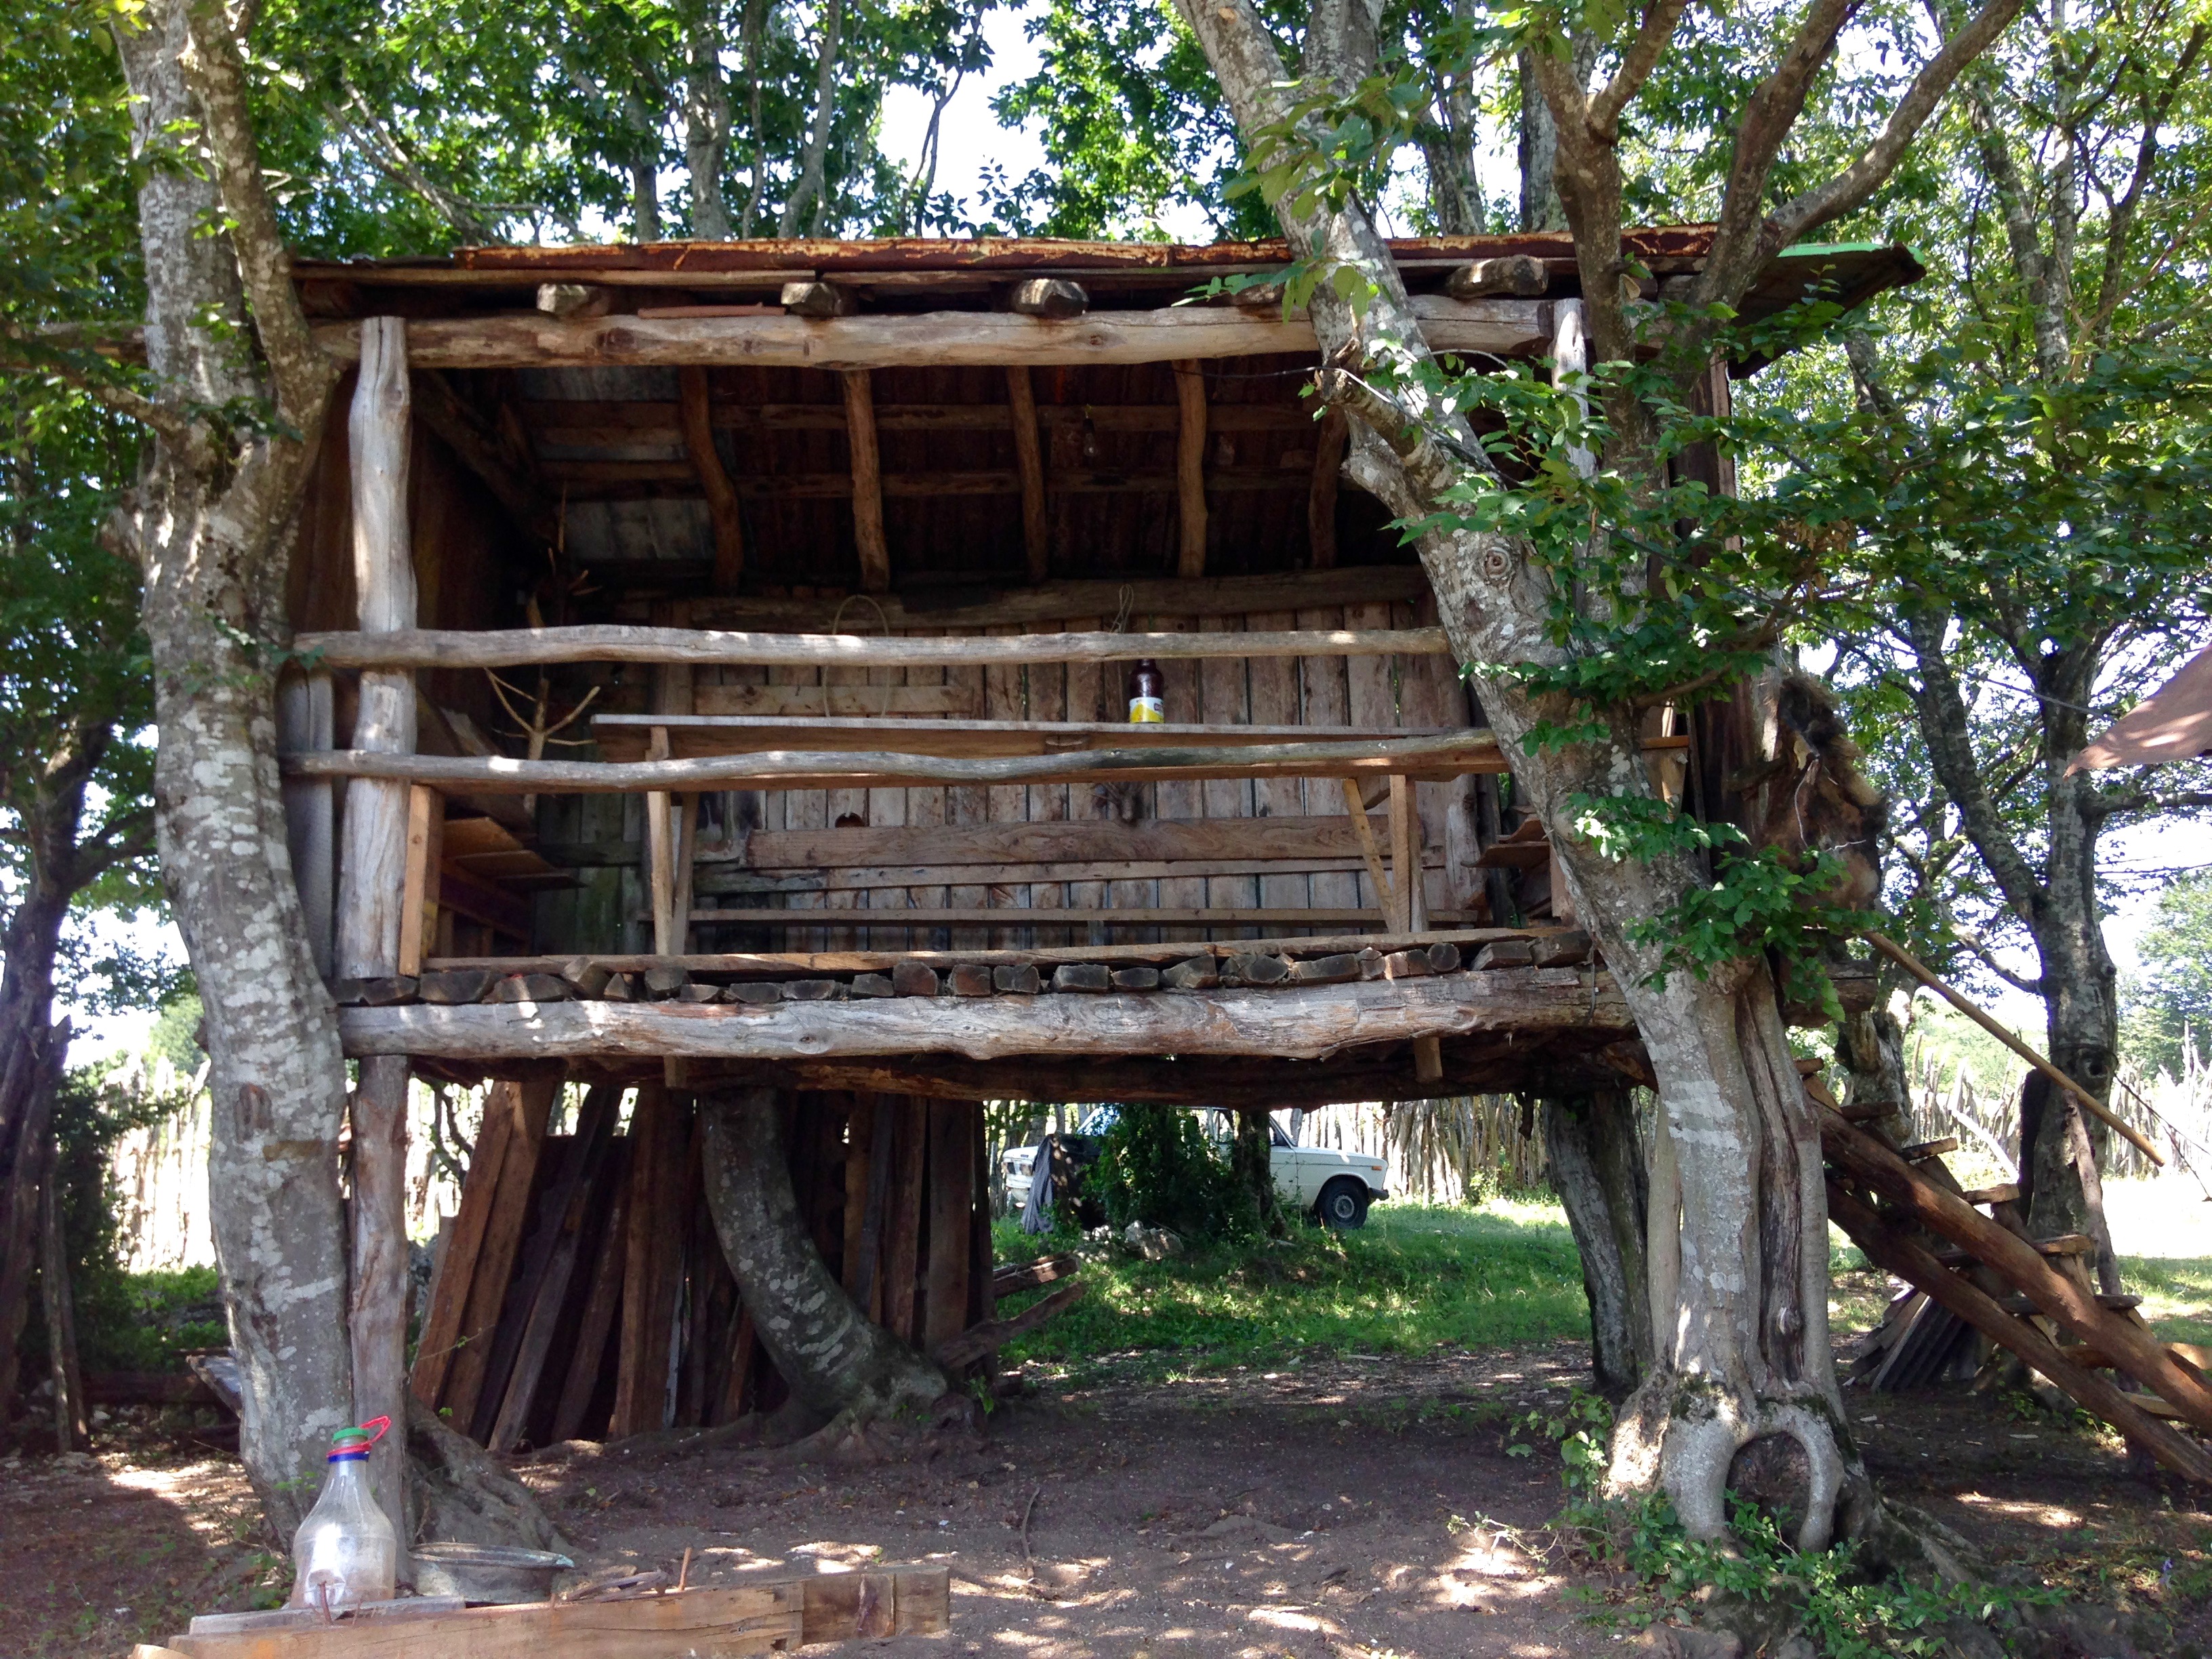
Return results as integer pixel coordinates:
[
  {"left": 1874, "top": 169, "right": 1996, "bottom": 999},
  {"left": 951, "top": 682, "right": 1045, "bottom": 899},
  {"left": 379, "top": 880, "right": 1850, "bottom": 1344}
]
[{"left": 165, "top": 1566, "right": 948, "bottom": 1659}]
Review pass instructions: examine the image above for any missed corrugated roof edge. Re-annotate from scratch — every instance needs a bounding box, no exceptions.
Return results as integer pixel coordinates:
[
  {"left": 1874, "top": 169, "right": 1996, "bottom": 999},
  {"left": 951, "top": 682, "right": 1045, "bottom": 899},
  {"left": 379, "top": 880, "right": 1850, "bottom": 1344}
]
[{"left": 295, "top": 226, "right": 1719, "bottom": 276}]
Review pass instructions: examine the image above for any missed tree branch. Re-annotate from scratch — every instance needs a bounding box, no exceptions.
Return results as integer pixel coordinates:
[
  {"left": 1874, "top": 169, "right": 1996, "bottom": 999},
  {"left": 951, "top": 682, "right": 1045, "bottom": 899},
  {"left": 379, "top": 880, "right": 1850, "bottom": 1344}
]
[
  {"left": 176, "top": 0, "right": 333, "bottom": 421},
  {"left": 1902, "top": 609, "right": 2047, "bottom": 920},
  {"left": 1586, "top": 0, "right": 1694, "bottom": 138},
  {"left": 1711, "top": 0, "right": 2030, "bottom": 298}
]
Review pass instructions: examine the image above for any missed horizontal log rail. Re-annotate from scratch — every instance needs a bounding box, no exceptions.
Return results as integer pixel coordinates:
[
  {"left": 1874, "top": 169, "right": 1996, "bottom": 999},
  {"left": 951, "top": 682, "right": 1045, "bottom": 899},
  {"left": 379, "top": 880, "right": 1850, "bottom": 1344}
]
[
  {"left": 291, "top": 623, "right": 1453, "bottom": 671},
  {"left": 280, "top": 729, "right": 1509, "bottom": 793},
  {"left": 308, "top": 295, "right": 1551, "bottom": 371},
  {"left": 592, "top": 714, "right": 1516, "bottom": 763},
  {"left": 684, "top": 905, "right": 1480, "bottom": 928},
  {"left": 424, "top": 926, "right": 1540, "bottom": 977},
  {"left": 337, "top": 966, "right": 1637, "bottom": 1063}
]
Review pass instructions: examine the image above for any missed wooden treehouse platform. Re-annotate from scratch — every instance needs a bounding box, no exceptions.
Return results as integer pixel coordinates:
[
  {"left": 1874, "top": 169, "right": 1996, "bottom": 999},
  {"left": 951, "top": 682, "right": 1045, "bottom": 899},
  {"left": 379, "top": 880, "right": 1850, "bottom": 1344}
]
[{"left": 275, "top": 230, "right": 1924, "bottom": 1454}]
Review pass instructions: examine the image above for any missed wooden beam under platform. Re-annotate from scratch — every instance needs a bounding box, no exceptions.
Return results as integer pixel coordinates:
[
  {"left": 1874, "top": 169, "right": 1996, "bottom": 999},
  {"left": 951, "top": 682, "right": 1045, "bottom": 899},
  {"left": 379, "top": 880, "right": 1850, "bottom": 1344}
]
[
  {"left": 426, "top": 926, "right": 1540, "bottom": 977},
  {"left": 340, "top": 966, "right": 1637, "bottom": 1063},
  {"left": 416, "top": 1038, "right": 1643, "bottom": 1108}
]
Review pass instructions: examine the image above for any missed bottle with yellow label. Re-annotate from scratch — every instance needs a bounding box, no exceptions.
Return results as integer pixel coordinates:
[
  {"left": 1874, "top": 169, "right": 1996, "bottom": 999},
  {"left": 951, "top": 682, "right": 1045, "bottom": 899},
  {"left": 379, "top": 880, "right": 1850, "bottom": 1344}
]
[{"left": 1126, "top": 658, "right": 1164, "bottom": 722}]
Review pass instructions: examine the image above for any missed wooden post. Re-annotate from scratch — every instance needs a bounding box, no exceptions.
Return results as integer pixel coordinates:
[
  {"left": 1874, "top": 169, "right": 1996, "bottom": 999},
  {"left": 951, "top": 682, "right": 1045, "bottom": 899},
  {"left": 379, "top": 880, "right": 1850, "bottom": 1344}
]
[
  {"left": 1005, "top": 367, "right": 1050, "bottom": 583},
  {"left": 678, "top": 367, "right": 745, "bottom": 591},
  {"left": 922, "top": 1101, "right": 974, "bottom": 1356},
  {"left": 1308, "top": 407, "right": 1346, "bottom": 570},
  {"left": 1172, "top": 361, "right": 1208, "bottom": 579},
  {"left": 611, "top": 1086, "right": 687, "bottom": 1437},
  {"left": 1386, "top": 773, "right": 1419, "bottom": 934},
  {"left": 842, "top": 370, "right": 889, "bottom": 593},
  {"left": 335, "top": 316, "right": 415, "bottom": 1542},
  {"left": 646, "top": 730, "right": 676, "bottom": 951},
  {"left": 277, "top": 667, "right": 336, "bottom": 977},
  {"left": 396, "top": 785, "right": 443, "bottom": 978}
]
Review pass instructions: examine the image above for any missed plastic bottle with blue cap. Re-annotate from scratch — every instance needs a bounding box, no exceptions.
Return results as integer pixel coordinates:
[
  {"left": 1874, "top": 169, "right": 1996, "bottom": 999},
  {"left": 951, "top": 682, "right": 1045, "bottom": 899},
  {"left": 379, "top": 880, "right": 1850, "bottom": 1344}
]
[{"left": 289, "top": 1416, "right": 397, "bottom": 1614}]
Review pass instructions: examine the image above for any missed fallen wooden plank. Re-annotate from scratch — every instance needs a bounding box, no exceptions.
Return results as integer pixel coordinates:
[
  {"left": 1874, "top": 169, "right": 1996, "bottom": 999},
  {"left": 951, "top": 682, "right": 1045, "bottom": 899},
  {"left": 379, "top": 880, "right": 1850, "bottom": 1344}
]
[
  {"left": 935, "top": 1279, "right": 1086, "bottom": 1370},
  {"left": 993, "top": 1253, "right": 1081, "bottom": 1296},
  {"left": 165, "top": 1568, "right": 947, "bottom": 1659},
  {"left": 338, "top": 966, "right": 1638, "bottom": 1063},
  {"left": 293, "top": 623, "right": 1452, "bottom": 672},
  {"left": 283, "top": 731, "right": 1509, "bottom": 793}
]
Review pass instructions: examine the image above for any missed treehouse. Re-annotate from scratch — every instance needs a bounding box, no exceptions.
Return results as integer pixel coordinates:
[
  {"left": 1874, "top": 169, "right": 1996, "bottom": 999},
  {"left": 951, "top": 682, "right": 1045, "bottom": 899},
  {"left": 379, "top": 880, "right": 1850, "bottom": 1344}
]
[{"left": 277, "top": 230, "right": 1911, "bottom": 1448}]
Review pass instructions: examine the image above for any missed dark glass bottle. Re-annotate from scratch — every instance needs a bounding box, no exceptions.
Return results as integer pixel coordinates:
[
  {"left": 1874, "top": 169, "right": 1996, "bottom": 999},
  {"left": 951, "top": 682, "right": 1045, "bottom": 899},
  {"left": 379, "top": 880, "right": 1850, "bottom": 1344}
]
[{"left": 1126, "top": 658, "right": 1164, "bottom": 723}]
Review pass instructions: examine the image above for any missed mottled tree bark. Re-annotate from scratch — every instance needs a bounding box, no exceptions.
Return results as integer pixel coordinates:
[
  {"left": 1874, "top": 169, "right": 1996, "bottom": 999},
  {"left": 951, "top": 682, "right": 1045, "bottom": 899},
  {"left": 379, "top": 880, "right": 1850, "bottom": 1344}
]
[
  {"left": 112, "top": 1, "right": 352, "bottom": 1531},
  {"left": 699, "top": 1090, "right": 947, "bottom": 1429},
  {"left": 1543, "top": 1092, "right": 1652, "bottom": 1397}
]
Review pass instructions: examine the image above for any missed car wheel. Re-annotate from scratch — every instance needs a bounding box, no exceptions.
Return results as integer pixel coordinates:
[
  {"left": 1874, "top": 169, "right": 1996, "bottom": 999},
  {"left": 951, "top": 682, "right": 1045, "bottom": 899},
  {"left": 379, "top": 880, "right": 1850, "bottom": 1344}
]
[{"left": 1315, "top": 1176, "right": 1370, "bottom": 1229}]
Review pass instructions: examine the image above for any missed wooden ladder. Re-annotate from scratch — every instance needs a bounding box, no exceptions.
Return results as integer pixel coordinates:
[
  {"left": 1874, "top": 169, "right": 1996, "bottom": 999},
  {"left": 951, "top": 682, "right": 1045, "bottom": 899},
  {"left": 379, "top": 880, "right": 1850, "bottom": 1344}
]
[{"left": 1809, "top": 1066, "right": 2212, "bottom": 1485}]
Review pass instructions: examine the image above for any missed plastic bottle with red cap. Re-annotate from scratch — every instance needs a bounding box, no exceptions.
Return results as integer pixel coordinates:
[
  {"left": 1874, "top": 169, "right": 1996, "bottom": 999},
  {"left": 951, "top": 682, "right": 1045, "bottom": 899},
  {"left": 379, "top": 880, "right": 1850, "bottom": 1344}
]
[{"left": 289, "top": 1416, "right": 397, "bottom": 1614}]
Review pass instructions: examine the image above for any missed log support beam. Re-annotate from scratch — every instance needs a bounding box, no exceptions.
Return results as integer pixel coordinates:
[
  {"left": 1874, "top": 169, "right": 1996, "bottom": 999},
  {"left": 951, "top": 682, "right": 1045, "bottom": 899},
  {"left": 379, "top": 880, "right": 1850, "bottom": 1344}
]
[
  {"left": 293, "top": 622, "right": 1455, "bottom": 672},
  {"left": 1006, "top": 367, "right": 1049, "bottom": 583},
  {"left": 332, "top": 316, "right": 415, "bottom": 1544},
  {"left": 307, "top": 295, "right": 1555, "bottom": 371},
  {"left": 1173, "top": 359, "right": 1208, "bottom": 578},
  {"left": 338, "top": 965, "right": 1635, "bottom": 1064},
  {"left": 677, "top": 367, "right": 745, "bottom": 590},
  {"left": 842, "top": 370, "right": 888, "bottom": 592},
  {"left": 1308, "top": 407, "right": 1347, "bottom": 569}
]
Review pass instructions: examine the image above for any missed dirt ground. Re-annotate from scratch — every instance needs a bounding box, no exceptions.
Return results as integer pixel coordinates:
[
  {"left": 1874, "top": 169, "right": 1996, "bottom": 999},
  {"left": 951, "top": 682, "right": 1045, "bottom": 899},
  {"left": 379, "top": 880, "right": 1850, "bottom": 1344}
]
[{"left": 9, "top": 1340, "right": 2212, "bottom": 1659}]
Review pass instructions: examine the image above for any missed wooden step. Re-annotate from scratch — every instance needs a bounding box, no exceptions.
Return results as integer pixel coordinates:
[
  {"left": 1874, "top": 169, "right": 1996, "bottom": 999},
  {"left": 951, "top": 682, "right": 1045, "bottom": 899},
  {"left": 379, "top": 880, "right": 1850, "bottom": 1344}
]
[
  {"left": 1959, "top": 1183, "right": 2020, "bottom": 1206},
  {"left": 2057, "top": 1340, "right": 2212, "bottom": 1375},
  {"left": 1837, "top": 1101, "right": 1897, "bottom": 1124},
  {"left": 1934, "top": 1235, "right": 2097, "bottom": 1270},
  {"left": 1900, "top": 1137, "right": 1959, "bottom": 1162},
  {"left": 1999, "top": 1291, "right": 2141, "bottom": 1315}
]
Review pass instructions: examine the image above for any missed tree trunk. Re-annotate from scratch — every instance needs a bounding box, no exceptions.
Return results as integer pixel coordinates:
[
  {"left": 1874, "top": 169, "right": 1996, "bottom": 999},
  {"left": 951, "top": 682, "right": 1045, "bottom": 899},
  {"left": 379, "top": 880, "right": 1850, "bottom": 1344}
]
[
  {"left": 1542, "top": 1092, "right": 1652, "bottom": 1399},
  {"left": 697, "top": 1089, "right": 947, "bottom": 1429},
  {"left": 1231, "top": 1109, "right": 1285, "bottom": 1237},
  {"left": 39, "top": 1145, "right": 90, "bottom": 1452},
  {"left": 0, "top": 886, "right": 71, "bottom": 1420},
  {"left": 1166, "top": 0, "right": 1904, "bottom": 1551},
  {"left": 1515, "top": 37, "right": 1595, "bottom": 232},
  {"left": 1904, "top": 624, "right": 2122, "bottom": 1293}
]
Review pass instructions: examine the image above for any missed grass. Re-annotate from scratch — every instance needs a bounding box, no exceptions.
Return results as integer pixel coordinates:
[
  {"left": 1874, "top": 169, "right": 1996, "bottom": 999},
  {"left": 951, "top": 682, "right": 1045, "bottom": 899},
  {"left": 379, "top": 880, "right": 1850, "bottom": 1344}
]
[{"left": 995, "top": 1197, "right": 1592, "bottom": 1377}]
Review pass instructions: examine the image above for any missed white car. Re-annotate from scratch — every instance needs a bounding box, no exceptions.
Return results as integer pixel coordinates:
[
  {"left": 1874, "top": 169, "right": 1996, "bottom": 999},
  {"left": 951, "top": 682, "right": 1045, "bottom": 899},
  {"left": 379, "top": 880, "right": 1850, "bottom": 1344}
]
[{"left": 1002, "top": 1107, "right": 1391, "bottom": 1228}]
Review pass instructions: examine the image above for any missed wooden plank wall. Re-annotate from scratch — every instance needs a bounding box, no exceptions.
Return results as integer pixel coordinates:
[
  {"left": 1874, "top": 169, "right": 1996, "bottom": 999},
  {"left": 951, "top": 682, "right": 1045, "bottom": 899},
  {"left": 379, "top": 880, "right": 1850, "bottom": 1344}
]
[
  {"left": 409, "top": 1086, "right": 990, "bottom": 1450},
  {"left": 531, "top": 587, "right": 1483, "bottom": 955}
]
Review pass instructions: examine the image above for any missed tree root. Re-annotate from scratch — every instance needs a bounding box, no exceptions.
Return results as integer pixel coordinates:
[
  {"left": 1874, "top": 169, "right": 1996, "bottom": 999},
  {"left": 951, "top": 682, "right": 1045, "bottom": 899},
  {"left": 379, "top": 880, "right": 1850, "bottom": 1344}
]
[
  {"left": 405, "top": 1396, "right": 571, "bottom": 1554},
  {"left": 788, "top": 1391, "right": 984, "bottom": 1466},
  {"left": 1608, "top": 1377, "right": 1853, "bottom": 1552}
]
